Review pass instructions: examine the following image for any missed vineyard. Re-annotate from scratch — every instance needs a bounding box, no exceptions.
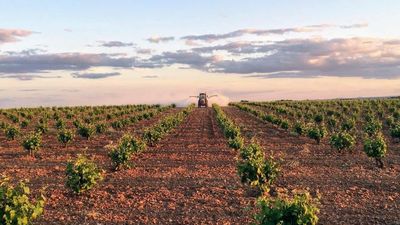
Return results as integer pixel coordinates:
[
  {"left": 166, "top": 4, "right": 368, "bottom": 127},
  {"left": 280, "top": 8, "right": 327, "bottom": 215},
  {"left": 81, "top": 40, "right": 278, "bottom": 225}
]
[{"left": 0, "top": 98, "right": 399, "bottom": 224}]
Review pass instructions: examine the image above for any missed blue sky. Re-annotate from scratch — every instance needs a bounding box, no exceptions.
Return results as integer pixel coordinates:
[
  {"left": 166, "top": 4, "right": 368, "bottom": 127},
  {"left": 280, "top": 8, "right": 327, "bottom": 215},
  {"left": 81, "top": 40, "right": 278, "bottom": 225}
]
[{"left": 1, "top": 1, "right": 400, "bottom": 107}]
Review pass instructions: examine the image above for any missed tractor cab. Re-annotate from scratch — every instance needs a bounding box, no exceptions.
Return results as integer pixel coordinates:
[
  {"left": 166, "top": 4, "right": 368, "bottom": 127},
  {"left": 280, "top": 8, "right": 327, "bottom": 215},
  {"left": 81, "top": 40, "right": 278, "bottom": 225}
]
[
  {"left": 190, "top": 93, "right": 217, "bottom": 108},
  {"left": 199, "top": 93, "right": 207, "bottom": 100}
]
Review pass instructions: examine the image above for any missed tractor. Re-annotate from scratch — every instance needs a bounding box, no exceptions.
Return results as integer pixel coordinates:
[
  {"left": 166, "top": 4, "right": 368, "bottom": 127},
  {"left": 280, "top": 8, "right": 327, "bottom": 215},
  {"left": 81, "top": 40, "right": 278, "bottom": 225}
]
[{"left": 190, "top": 93, "right": 217, "bottom": 108}]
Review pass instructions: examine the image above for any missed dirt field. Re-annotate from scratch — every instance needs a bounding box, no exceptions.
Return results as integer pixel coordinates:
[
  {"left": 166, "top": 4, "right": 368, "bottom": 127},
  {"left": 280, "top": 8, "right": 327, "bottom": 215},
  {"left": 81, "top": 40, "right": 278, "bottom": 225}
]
[
  {"left": 0, "top": 108, "right": 254, "bottom": 224},
  {"left": 1, "top": 107, "right": 399, "bottom": 224},
  {"left": 223, "top": 107, "right": 400, "bottom": 225}
]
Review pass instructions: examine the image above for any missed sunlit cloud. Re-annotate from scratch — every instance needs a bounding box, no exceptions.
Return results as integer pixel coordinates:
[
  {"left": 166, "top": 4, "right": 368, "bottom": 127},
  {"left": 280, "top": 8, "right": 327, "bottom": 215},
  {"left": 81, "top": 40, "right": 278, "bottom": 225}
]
[
  {"left": 1, "top": 23, "right": 397, "bottom": 81},
  {"left": 147, "top": 36, "right": 174, "bottom": 43},
  {"left": 142, "top": 75, "right": 158, "bottom": 78},
  {"left": 98, "top": 41, "right": 135, "bottom": 47},
  {"left": 0, "top": 28, "right": 34, "bottom": 44},
  {"left": 71, "top": 72, "right": 121, "bottom": 79},
  {"left": 137, "top": 37, "right": 400, "bottom": 79},
  {"left": 0, "top": 52, "right": 134, "bottom": 74},
  {"left": 135, "top": 48, "right": 153, "bottom": 54},
  {"left": 143, "top": 51, "right": 214, "bottom": 69},
  {"left": 0, "top": 74, "right": 62, "bottom": 81},
  {"left": 181, "top": 23, "right": 368, "bottom": 42}
]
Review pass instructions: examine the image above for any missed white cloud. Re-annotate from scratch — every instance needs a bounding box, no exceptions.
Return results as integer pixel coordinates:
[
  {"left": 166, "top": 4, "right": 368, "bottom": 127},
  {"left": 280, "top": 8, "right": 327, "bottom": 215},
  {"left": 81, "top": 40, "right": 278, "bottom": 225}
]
[
  {"left": 181, "top": 23, "right": 368, "bottom": 42},
  {"left": 71, "top": 72, "right": 121, "bottom": 79},
  {"left": 0, "top": 52, "right": 134, "bottom": 74},
  {"left": 0, "top": 29, "right": 33, "bottom": 44},
  {"left": 147, "top": 36, "right": 174, "bottom": 43},
  {"left": 99, "top": 41, "right": 135, "bottom": 47}
]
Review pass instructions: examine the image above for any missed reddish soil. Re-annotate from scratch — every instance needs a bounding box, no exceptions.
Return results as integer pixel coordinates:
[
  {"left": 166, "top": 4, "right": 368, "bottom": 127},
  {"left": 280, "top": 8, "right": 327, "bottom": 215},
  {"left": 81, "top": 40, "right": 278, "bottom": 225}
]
[
  {"left": 223, "top": 107, "right": 400, "bottom": 225},
  {"left": 1, "top": 108, "right": 253, "bottom": 224}
]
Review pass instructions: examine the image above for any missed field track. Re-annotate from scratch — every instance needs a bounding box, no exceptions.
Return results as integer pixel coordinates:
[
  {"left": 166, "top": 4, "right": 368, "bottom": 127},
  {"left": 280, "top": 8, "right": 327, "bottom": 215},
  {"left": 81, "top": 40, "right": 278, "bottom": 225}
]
[{"left": 123, "top": 107, "right": 253, "bottom": 224}]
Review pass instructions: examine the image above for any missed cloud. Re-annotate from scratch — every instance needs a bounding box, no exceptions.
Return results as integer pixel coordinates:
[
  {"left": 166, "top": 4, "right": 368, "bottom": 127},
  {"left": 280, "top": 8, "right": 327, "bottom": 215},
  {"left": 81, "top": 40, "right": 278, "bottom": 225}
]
[
  {"left": 143, "top": 51, "right": 217, "bottom": 69},
  {"left": 206, "top": 38, "right": 400, "bottom": 79},
  {"left": 136, "top": 37, "right": 400, "bottom": 79},
  {"left": 99, "top": 41, "right": 134, "bottom": 47},
  {"left": 71, "top": 72, "right": 121, "bottom": 79},
  {"left": 192, "top": 41, "right": 261, "bottom": 54},
  {"left": 181, "top": 23, "right": 368, "bottom": 42},
  {"left": 64, "top": 28, "right": 72, "bottom": 32},
  {"left": 0, "top": 29, "right": 33, "bottom": 44},
  {"left": 136, "top": 48, "right": 153, "bottom": 54},
  {"left": 147, "top": 36, "right": 174, "bottom": 43},
  {"left": 0, "top": 74, "right": 62, "bottom": 80},
  {"left": 0, "top": 52, "right": 134, "bottom": 74},
  {"left": 5, "top": 48, "right": 47, "bottom": 56},
  {"left": 340, "top": 23, "right": 368, "bottom": 29},
  {"left": 61, "top": 89, "right": 80, "bottom": 92},
  {"left": 185, "top": 39, "right": 202, "bottom": 46},
  {"left": 19, "top": 89, "right": 41, "bottom": 92},
  {"left": 141, "top": 75, "right": 158, "bottom": 78}
]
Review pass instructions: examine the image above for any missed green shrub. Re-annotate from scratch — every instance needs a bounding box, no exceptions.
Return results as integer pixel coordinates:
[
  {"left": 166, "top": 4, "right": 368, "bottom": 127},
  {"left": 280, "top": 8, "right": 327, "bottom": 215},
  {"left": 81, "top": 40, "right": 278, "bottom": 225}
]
[
  {"left": 363, "top": 133, "right": 387, "bottom": 168},
  {"left": 0, "top": 121, "right": 7, "bottom": 130},
  {"left": 237, "top": 142, "right": 280, "bottom": 193},
  {"left": 239, "top": 141, "right": 264, "bottom": 161},
  {"left": 8, "top": 114, "right": 19, "bottom": 124},
  {"left": 326, "top": 117, "right": 337, "bottom": 131},
  {"left": 394, "top": 110, "right": 400, "bottom": 120},
  {"left": 72, "top": 119, "right": 81, "bottom": 128},
  {"left": 20, "top": 120, "right": 30, "bottom": 128},
  {"left": 390, "top": 123, "right": 400, "bottom": 140},
  {"left": 254, "top": 191, "right": 319, "bottom": 225},
  {"left": 35, "top": 122, "right": 48, "bottom": 134},
  {"left": 386, "top": 116, "right": 395, "bottom": 127},
  {"left": 5, "top": 126, "right": 20, "bottom": 140},
  {"left": 95, "top": 123, "right": 108, "bottom": 134},
  {"left": 228, "top": 136, "right": 244, "bottom": 150},
  {"left": 77, "top": 124, "right": 95, "bottom": 140},
  {"left": 142, "top": 128, "right": 162, "bottom": 146},
  {"left": 66, "top": 113, "right": 74, "bottom": 119},
  {"left": 307, "top": 126, "right": 326, "bottom": 144},
  {"left": 22, "top": 132, "right": 42, "bottom": 157},
  {"left": 313, "top": 114, "right": 324, "bottom": 124},
  {"left": 341, "top": 118, "right": 355, "bottom": 132},
  {"left": 280, "top": 120, "right": 289, "bottom": 130},
  {"left": 364, "top": 113, "right": 374, "bottom": 122},
  {"left": 293, "top": 121, "right": 305, "bottom": 135},
  {"left": 55, "top": 119, "right": 65, "bottom": 130},
  {"left": 108, "top": 135, "right": 147, "bottom": 170},
  {"left": 58, "top": 129, "right": 74, "bottom": 147},
  {"left": 66, "top": 154, "right": 103, "bottom": 194},
  {"left": 364, "top": 120, "right": 382, "bottom": 137},
  {"left": 111, "top": 120, "right": 124, "bottom": 130},
  {"left": 329, "top": 131, "right": 356, "bottom": 153},
  {"left": 213, "top": 104, "right": 242, "bottom": 146},
  {"left": 0, "top": 177, "right": 45, "bottom": 225}
]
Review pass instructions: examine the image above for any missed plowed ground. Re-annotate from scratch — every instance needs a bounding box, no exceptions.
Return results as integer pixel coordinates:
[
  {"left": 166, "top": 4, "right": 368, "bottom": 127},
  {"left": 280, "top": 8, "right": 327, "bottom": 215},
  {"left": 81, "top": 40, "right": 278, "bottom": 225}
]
[
  {"left": 224, "top": 106, "right": 400, "bottom": 225},
  {"left": 1, "top": 108, "right": 254, "bottom": 224}
]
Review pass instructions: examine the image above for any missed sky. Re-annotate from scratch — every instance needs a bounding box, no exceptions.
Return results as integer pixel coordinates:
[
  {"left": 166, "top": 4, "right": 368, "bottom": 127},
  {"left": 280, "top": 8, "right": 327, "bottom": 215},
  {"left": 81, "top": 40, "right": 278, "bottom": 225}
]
[{"left": 1, "top": 0, "right": 400, "bottom": 108}]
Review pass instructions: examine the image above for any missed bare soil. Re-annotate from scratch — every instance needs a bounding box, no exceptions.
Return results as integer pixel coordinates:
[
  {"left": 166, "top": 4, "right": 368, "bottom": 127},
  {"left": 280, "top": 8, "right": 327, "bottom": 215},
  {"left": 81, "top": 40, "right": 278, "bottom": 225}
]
[
  {"left": 223, "top": 107, "right": 400, "bottom": 225},
  {"left": 1, "top": 108, "right": 254, "bottom": 224}
]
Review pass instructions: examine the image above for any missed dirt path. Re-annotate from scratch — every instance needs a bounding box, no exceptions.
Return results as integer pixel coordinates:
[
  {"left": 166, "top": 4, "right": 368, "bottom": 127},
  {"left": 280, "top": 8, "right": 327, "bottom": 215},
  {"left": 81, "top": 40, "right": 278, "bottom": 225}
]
[
  {"left": 224, "top": 106, "right": 400, "bottom": 225},
  {"left": 114, "top": 107, "right": 253, "bottom": 224}
]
